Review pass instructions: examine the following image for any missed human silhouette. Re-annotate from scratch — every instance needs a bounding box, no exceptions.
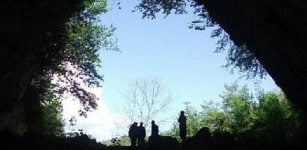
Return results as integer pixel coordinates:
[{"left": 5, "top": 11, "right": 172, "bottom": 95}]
[
  {"left": 137, "top": 122, "right": 146, "bottom": 146},
  {"left": 128, "top": 122, "right": 138, "bottom": 147},
  {"left": 151, "top": 120, "right": 159, "bottom": 137},
  {"left": 178, "top": 111, "right": 187, "bottom": 141}
]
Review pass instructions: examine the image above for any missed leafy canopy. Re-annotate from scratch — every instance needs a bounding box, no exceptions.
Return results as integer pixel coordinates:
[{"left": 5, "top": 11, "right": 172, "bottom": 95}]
[
  {"left": 167, "top": 83, "right": 303, "bottom": 144},
  {"left": 35, "top": 0, "right": 118, "bottom": 117},
  {"left": 135, "top": 0, "right": 266, "bottom": 78},
  {"left": 1, "top": 0, "right": 118, "bottom": 135}
]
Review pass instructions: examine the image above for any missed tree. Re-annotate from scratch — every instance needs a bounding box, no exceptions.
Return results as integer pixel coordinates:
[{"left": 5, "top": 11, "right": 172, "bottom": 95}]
[
  {"left": 220, "top": 84, "right": 255, "bottom": 134},
  {"left": 135, "top": 0, "right": 264, "bottom": 78},
  {"left": 0, "top": 0, "right": 118, "bottom": 134},
  {"left": 250, "top": 92, "right": 302, "bottom": 147},
  {"left": 183, "top": 102, "right": 202, "bottom": 136},
  {"left": 122, "top": 78, "right": 173, "bottom": 127},
  {"left": 164, "top": 102, "right": 202, "bottom": 139},
  {"left": 166, "top": 83, "right": 304, "bottom": 148},
  {"left": 134, "top": 0, "right": 307, "bottom": 112},
  {"left": 202, "top": 84, "right": 304, "bottom": 146},
  {"left": 102, "top": 135, "right": 131, "bottom": 146},
  {"left": 21, "top": 84, "right": 65, "bottom": 136},
  {"left": 200, "top": 99, "right": 232, "bottom": 133}
]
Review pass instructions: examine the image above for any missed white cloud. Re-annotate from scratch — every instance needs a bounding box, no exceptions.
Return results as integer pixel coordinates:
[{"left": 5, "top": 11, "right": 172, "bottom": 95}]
[
  {"left": 62, "top": 87, "right": 128, "bottom": 141},
  {"left": 52, "top": 63, "right": 128, "bottom": 141}
]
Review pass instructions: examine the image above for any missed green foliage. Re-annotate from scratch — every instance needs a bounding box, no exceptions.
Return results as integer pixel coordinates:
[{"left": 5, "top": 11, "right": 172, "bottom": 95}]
[
  {"left": 40, "top": 98, "right": 65, "bottom": 136},
  {"left": 163, "top": 122, "right": 180, "bottom": 139},
  {"left": 135, "top": 0, "right": 266, "bottom": 78},
  {"left": 221, "top": 44, "right": 266, "bottom": 79},
  {"left": 16, "top": 0, "right": 118, "bottom": 119},
  {"left": 135, "top": 0, "right": 188, "bottom": 19},
  {"left": 27, "top": 0, "right": 117, "bottom": 134},
  {"left": 50, "top": 0, "right": 118, "bottom": 115},
  {"left": 164, "top": 102, "right": 204, "bottom": 138},
  {"left": 41, "top": 0, "right": 117, "bottom": 110},
  {"left": 200, "top": 101, "right": 231, "bottom": 133},
  {"left": 249, "top": 92, "right": 302, "bottom": 144},
  {"left": 0, "top": 0, "right": 118, "bottom": 135},
  {"left": 183, "top": 102, "right": 202, "bottom": 136},
  {"left": 220, "top": 84, "right": 255, "bottom": 134},
  {"left": 84, "top": 0, "right": 107, "bottom": 16},
  {"left": 166, "top": 83, "right": 303, "bottom": 145},
  {"left": 22, "top": 79, "right": 64, "bottom": 136},
  {"left": 102, "top": 135, "right": 131, "bottom": 146}
]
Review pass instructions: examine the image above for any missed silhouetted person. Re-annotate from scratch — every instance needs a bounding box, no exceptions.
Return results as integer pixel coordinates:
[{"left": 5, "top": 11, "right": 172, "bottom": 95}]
[
  {"left": 178, "top": 111, "right": 187, "bottom": 141},
  {"left": 151, "top": 120, "right": 159, "bottom": 137},
  {"left": 129, "top": 122, "right": 138, "bottom": 147},
  {"left": 137, "top": 122, "right": 146, "bottom": 146}
]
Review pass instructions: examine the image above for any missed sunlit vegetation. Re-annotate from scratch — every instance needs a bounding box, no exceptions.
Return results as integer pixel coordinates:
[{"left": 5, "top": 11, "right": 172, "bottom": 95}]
[
  {"left": 165, "top": 83, "right": 305, "bottom": 148},
  {"left": 0, "top": 0, "right": 117, "bottom": 136},
  {"left": 100, "top": 83, "right": 306, "bottom": 149},
  {"left": 1, "top": 0, "right": 307, "bottom": 150}
]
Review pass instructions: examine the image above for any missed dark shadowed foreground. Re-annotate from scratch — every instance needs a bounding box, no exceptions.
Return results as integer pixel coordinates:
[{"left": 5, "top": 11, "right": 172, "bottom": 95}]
[{"left": 1, "top": 127, "right": 306, "bottom": 150}]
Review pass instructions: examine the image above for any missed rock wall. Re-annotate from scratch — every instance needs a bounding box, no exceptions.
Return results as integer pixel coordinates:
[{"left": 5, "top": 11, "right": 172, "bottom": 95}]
[{"left": 197, "top": 0, "right": 307, "bottom": 111}]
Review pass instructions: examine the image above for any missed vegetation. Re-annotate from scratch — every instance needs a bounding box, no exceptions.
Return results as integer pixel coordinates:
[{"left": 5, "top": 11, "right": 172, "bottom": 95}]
[
  {"left": 135, "top": 0, "right": 265, "bottom": 78},
  {"left": 99, "top": 83, "right": 305, "bottom": 149},
  {"left": 1, "top": 1, "right": 306, "bottom": 150},
  {"left": 166, "top": 83, "right": 305, "bottom": 148},
  {"left": 122, "top": 78, "right": 173, "bottom": 127},
  {"left": 0, "top": 0, "right": 117, "bottom": 135},
  {"left": 134, "top": 0, "right": 307, "bottom": 113},
  {"left": 102, "top": 135, "right": 131, "bottom": 146}
]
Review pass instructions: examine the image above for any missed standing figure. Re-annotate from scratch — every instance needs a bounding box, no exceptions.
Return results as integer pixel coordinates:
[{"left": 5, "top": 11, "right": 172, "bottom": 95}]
[
  {"left": 178, "top": 111, "right": 187, "bottom": 141},
  {"left": 137, "top": 122, "right": 146, "bottom": 146},
  {"left": 151, "top": 120, "right": 159, "bottom": 137},
  {"left": 128, "top": 122, "right": 138, "bottom": 147}
]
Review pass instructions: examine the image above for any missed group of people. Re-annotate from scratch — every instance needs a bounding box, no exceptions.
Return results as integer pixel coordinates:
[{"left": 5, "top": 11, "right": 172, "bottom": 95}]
[
  {"left": 128, "top": 122, "right": 146, "bottom": 147},
  {"left": 128, "top": 111, "right": 187, "bottom": 146}
]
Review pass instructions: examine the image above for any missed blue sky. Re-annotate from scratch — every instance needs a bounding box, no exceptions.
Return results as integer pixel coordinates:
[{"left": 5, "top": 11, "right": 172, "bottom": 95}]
[
  {"left": 99, "top": 1, "right": 277, "bottom": 111},
  {"left": 64, "top": 0, "right": 279, "bottom": 141}
]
